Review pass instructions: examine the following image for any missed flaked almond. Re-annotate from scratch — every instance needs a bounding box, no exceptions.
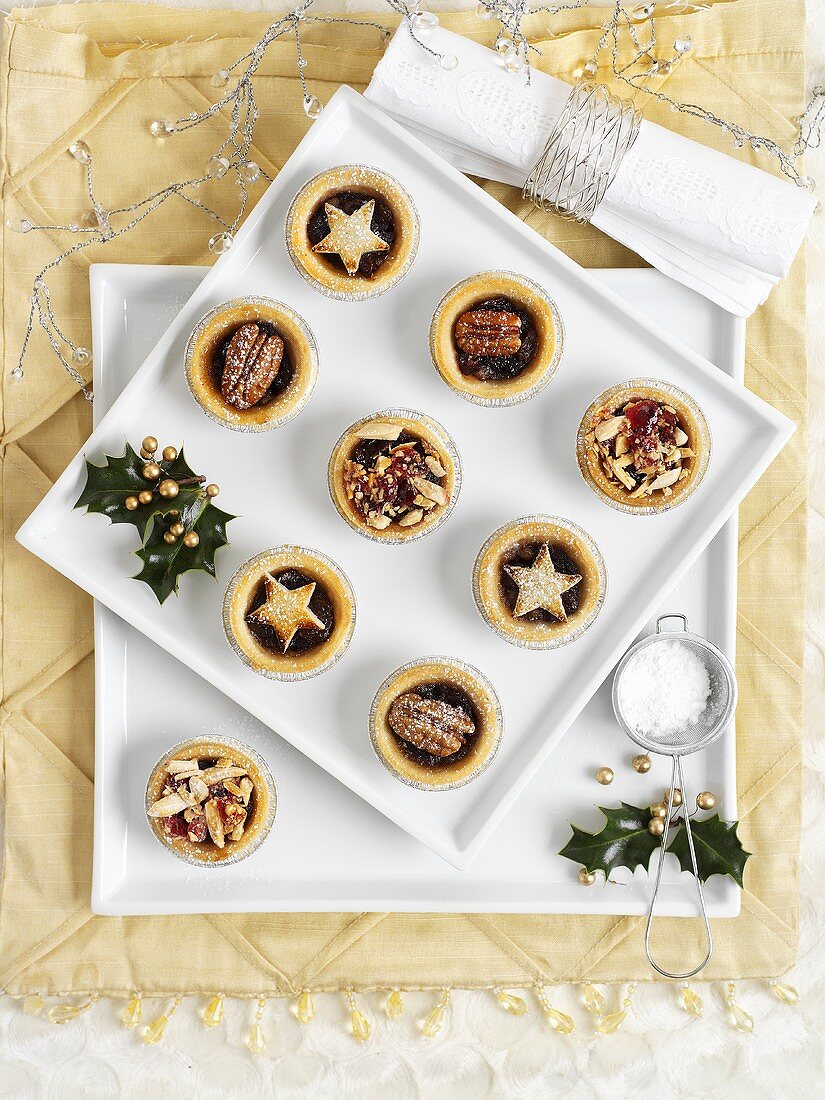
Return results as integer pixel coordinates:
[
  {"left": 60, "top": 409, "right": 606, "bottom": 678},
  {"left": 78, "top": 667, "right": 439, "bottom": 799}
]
[
  {"left": 615, "top": 433, "right": 630, "bottom": 457},
  {"left": 168, "top": 758, "right": 201, "bottom": 775},
  {"left": 412, "top": 477, "right": 448, "bottom": 506},
  {"left": 367, "top": 512, "right": 391, "bottom": 529},
  {"left": 398, "top": 508, "right": 424, "bottom": 527},
  {"left": 238, "top": 778, "right": 253, "bottom": 805},
  {"left": 594, "top": 415, "right": 626, "bottom": 442},
  {"left": 354, "top": 422, "right": 402, "bottom": 441},
  {"left": 648, "top": 467, "right": 682, "bottom": 491},
  {"left": 674, "top": 427, "right": 689, "bottom": 447},
  {"left": 189, "top": 776, "right": 210, "bottom": 803},
  {"left": 425, "top": 454, "right": 446, "bottom": 478},
  {"left": 148, "top": 791, "right": 189, "bottom": 818},
  {"left": 204, "top": 798, "right": 225, "bottom": 849},
  {"left": 195, "top": 765, "right": 248, "bottom": 787}
]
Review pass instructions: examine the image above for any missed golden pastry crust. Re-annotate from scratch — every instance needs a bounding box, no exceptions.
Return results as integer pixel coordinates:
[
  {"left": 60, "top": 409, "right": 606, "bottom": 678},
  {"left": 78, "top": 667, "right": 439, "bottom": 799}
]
[
  {"left": 223, "top": 547, "right": 356, "bottom": 680},
  {"left": 576, "top": 379, "right": 711, "bottom": 514},
  {"left": 369, "top": 658, "right": 503, "bottom": 790},
  {"left": 473, "top": 516, "right": 607, "bottom": 649},
  {"left": 429, "top": 271, "right": 564, "bottom": 406},
  {"left": 185, "top": 297, "right": 318, "bottom": 431},
  {"left": 327, "top": 409, "right": 461, "bottom": 544},
  {"left": 145, "top": 737, "right": 276, "bottom": 866},
  {"left": 285, "top": 165, "right": 420, "bottom": 300}
]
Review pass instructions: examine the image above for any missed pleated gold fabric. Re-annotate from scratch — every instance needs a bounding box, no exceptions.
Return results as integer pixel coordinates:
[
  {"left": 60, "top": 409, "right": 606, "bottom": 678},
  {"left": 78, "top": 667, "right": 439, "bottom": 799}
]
[{"left": 0, "top": 0, "right": 806, "bottom": 996}]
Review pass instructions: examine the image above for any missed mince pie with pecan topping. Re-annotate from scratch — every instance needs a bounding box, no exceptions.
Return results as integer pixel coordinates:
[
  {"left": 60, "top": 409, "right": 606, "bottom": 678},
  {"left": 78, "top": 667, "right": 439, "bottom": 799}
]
[
  {"left": 430, "top": 271, "right": 564, "bottom": 406},
  {"left": 328, "top": 409, "right": 461, "bottom": 543},
  {"left": 473, "top": 516, "right": 607, "bottom": 649},
  {"left": 577, "top": 379, "right": 711, "bottom": 513},
  {"left": 223, "top": 547, "right": 356, "bottom": 679},
  {"left": 285, "top": 165, "right": 420, "bottom": 300},
  {"left": 145, "top": 737, "right": 276, "bottom": 865},
  {"left": 369, "top": 658, "right": 503, "bottom": 790},
  {"left": 185, "top": 297, "right": 318, "bottom": 431}
]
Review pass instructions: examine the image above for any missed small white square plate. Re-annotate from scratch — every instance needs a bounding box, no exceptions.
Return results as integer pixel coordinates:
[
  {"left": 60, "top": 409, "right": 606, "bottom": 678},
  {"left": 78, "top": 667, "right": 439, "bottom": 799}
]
[{"left": 17, "top": 87, "right": 793, "bottom": 869}]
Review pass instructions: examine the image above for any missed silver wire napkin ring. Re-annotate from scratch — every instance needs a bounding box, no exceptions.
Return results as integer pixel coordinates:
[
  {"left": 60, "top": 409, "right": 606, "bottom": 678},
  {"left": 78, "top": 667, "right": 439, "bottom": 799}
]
[{"left": 524, "top": 83, "right": 642, "bottom": 224}]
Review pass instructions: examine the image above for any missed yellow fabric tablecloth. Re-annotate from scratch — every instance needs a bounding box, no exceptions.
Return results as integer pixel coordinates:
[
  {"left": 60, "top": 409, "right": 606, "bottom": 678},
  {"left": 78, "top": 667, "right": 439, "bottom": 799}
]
[{"left": 0, "top": 0, "right": 806, "bottom": 997}]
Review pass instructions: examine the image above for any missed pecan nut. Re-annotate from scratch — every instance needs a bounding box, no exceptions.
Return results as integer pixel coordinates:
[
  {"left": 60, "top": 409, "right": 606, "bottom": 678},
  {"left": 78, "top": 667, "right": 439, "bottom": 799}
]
[
  {"left": 221, "top": 322, "right": 284, "bottom": 410},
  {"left": 387, "top": 692, "right": 475, "bottom": 757},
  {"left": 454, "top": 309, "right": 521, "bottom": 357}
]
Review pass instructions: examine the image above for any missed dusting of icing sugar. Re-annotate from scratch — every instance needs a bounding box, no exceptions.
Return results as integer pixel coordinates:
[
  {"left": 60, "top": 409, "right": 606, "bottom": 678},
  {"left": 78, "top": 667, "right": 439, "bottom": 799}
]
[{"left": 617, "top": 638, "right": 711, "bottom": 739}]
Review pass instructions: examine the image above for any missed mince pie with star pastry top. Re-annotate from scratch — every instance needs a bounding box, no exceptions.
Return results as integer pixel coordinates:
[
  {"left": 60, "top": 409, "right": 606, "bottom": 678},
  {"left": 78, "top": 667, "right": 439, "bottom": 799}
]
[
  {"left": 369, "top": 657, "right": 503, "bottom": 790},
  {"left": 473, "top": 516, "right": 607, "bottom": 649},
  {"left": 328, "top": 409, "right": 461, "bottom": 543},
  {"left": 285, "top": 165, "right": 420, "bottom": 300},
  {"left": 223, "top": 547, "right": 356, "bottom": 680},
  {"left": 185, "top": 297, "right": 318, "bottom": 431},
  {"left": 429, "top": 271, "right": 564, "bottom": 406}
]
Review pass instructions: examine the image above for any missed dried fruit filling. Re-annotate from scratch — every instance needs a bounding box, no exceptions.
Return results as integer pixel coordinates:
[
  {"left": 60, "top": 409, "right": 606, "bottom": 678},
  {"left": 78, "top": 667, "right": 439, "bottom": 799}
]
[
  {"left": 453, "top": 296, "right": 538, "bottom": 381},
  {"left": 388, "top": 683, "right": 479, "bottom": 769},
  {"left": 499, "top": 541, "right": 582, "bottom": 622},
  {"left": 307, "top": 190, "right": 396, "bottom": 278},
  {"left": 148, "top": 757, "right": 255, "bottom": 850},
  {"left": 625, "top": 400, "right": 678, "bottom": 456},
  {"left": 213, "top": 320, "right": 293, "bottom": 410},
  {"left": 245, "top": 569, "right": 334, "bottom": 654},
  {"left": 586, "top": 395, "right": 692, "bottom": 500},
  {"left": 344, "top": 429, "right": 448, "bottom": 532}
]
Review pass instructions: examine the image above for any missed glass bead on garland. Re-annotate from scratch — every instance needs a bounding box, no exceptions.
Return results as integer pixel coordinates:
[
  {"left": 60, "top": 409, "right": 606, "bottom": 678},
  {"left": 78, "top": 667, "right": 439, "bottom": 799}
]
[
  {"left": 303, "top": 94, "right": 323, "bottom": 119},
  {"left": 208, "top": 232, "right": 234, "bottom": 255},
  {"left": 581, "top": 981, "right": 606, "bottom": 1015},
  {"left": 385, "top": 989, "right": 404, "bottom": 1019},
  {"left": 345, "top": 990, "right": 372, "bottom": 1043},
  {"left": 534, "top": 983, "right": 575, "bottom": 1035},
  {"left": 211, "top": 69, "right": 230, "bottom": 88},
  {"left": 207, "top": 155, "right": 231, "bottom": 179},
  {"left": 296, "top": 989, "right": 315, "bottom": 1025},
  {"left": 420, "top": 988, "right": 451, "bottom": 1038},
  {"left": 6, "top": 217, "right": 32, "bottom": 233},
  {"left": 596, "top": 982, "right": 636, "bottom": 1035},
  {"left": 495, "top": 988, "right": 528, "bottom": 1016},
  {"left": 411, "top": 10, "right": 439, "bottom": 32},
  {"left": 122, "top": 993, "right": 143, "bottom": 1029},
  {"left": 142, "top": 995, "right": 182, "bottom": 1043},
  {"left": 202, "top": 994, "right": 224, "bottom": 1028},
  {"left": 68, "top": 140, "right": 92, "bottom": 164},
  {"left": 149, "top": 120, "right": 172, "bottom": 138}
]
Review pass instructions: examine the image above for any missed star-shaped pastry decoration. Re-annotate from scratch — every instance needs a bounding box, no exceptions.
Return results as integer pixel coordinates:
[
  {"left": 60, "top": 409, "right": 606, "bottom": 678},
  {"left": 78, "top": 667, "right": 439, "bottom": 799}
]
[
  {"left": 504, "top": 543, "right": 582, "bottom": 622},
  {"left": 246, "top": 573, "right": 326, "bottom": 651},
  {"left": 311, "top": 200, "right": 389, "bottom": 276}
]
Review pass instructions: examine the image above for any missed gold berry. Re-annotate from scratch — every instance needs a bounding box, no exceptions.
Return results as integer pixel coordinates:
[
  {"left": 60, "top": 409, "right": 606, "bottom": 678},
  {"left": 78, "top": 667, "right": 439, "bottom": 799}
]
[
  {"left": 125, "top": 496, "right": 139, "bottom": 511},
  {"left": 163, "top": 531, "right": 177, "bottom": 545},
  {"left": 578, "top": 869, "right": 596, "bottom": 886},
  {"left": 666, "top": 788, "right": 683, "bottom": 808},
  {"left": 140, "top": 449, "right": 152, "bottom": 460},
  {"left": 142, "top": 462, "right": 161, "bottom": 480},
  {"left": 158, "top": 479, "right": 179, "bottom": 499},
  {"left": 169, "top": 522, "right": 185, "bottom": 537},
  {"left": 632, "top": 754, "right": 652, "bottom": 774},
  {"left": 696, "top": 791, "right": 717, "bottom": 811},
  {"left": 138, "top": 490, "right": 153, "bottom": 505},
  {"left": 650, "top": 802, "right": 668, "bottom": 819},
  {"left": 205, "top": 483, "right": 220, "bottom": 498},
  {"left": 168, "top": 509, "right": 179, "bottom": 517},
  {"left": 141, "top": 436, "right": 158, "bottom": 455},
  {"left": 183, "top": 531, "right": 200, "bottom": 548},
  {"left": 648, "top": 818, "right": 665, "bottom": 837},
  {"left": 162, "top": 446, "right": 178, "bottom": 462},
  {"left": 595, "top": 767, "right": 614, "bottom": 786}
]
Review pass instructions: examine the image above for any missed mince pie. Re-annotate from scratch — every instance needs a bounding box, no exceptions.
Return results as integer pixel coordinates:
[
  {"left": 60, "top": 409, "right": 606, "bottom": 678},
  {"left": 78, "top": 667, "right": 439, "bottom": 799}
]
[
  {"left": 328, "top": 409, "right": 461, "bottom": 543},
  {"left": 223, "top": 546, "right": 356, "bottom": 680},
  {"left": 185, "top": 297, "right": 318, "bottom": 431},
  {"left": 429, "top": 271, "right": 564, "bottom": 406},
  {"left": 369, "top": 657, "right": 503, "bottom": 790},
  {"left": 473, "top": 516, "right": 606, "bottom": 649},
  {"left": 145, "top": 737, "right": 276, "bottom": 865},
  {"left": 577, "top": 379, "right": 711, "bottom": 513},
  {"left": 285, "top": 165, "right": 420, "bottom": 300}
]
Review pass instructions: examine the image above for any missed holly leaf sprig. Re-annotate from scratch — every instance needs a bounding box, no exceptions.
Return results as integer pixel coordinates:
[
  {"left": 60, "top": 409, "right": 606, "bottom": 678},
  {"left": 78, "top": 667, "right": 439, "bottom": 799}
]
[
  {"left": 559, "top": 801, "right": 751, "bottom": 885},
  {"left": 75, "top": 436, "right": 236, "bottom": 604}
]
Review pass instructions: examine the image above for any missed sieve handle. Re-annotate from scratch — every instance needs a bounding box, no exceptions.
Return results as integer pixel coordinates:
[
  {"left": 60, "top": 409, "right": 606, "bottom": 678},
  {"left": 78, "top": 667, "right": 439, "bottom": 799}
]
[
  {"left": 656, "top": 613, "right": 688, "bottom": 635},
  {"left": 644, "top": 755, "right": 713, "bottom": 980}
]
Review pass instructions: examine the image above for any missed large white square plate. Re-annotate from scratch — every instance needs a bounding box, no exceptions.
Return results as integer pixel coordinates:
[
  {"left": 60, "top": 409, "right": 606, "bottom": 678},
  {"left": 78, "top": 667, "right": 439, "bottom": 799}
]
[{"left": 17, "top": 87, "right": 793, "bottom": 869}]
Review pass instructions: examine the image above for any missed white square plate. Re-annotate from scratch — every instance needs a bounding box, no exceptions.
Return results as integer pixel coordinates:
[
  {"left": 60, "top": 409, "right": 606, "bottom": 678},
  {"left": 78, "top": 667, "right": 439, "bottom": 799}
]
[
  {"left": 91, "top": 264, "right": 742, "bottom": 915},
  {"left": 17, "top": 87, "right": 793, "bottom": 869}
]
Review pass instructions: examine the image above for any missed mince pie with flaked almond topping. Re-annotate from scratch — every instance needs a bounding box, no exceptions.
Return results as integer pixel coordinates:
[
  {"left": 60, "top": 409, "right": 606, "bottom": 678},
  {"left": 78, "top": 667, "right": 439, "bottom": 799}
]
[
  {"left": 223, "top": 547, "right": 356, "bottom": 680},
  {"left": 185, "top": 297, "right": 318, "bottom": 432},
  {"left": 285, "top": 165, "right": 420, "bottom": 300},
  {"left": 577, "top": 379, "right": 711, "bottom": 513},
  {"left": 430, "top": 271, "right": 564, "bottom": 406},
  {"left": 328, "top": 409, "right": 461, "bottom": 543},
  {"left": 473, "top": 516, "right": 607, "bottom": 649},
  {"left": 145, "top": 737, "right": 276, "bottom": 866},
  {"left": 369, "top": 658, "right": 503, "bottom": 790}
]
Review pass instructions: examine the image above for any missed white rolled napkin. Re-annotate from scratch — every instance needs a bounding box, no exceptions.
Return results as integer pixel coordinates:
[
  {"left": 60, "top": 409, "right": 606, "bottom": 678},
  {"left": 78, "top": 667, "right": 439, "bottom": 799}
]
[{"left": 365, "top": 26, "right": 817, "bottom": 316}]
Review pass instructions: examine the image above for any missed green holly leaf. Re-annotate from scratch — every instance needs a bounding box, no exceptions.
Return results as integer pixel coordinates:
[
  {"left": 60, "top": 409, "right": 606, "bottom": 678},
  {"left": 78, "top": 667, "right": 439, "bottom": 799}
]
[
  {"left": 666, "top": 814, "right": 751, "bottom": 886},
  {"left": 559, "top": 803, "right": 660, "bottom": 878},
  {"left": 133, "top": 493, "right": 235, "bottom": 604}
]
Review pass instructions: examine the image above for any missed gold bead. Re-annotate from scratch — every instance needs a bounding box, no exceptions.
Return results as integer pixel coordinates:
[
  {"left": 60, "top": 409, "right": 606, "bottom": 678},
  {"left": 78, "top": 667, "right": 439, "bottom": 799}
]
[
  {"left": 578, "top": 868, "right": 596, "bottom": 886},
  {"left": 158, "top": 479, "right": 179, "bottom": 499},
  {"left": 665, "top": 787, "right": 683, "bottom": 807},
  {"left": 125, "top": 496, "right": 139, "bottom": 511},
  {"left": 632, "top": 754, "right": 652, "bottom": 773},
  {"left": 650, "top": 802, "right": 667, "bottom": 819},
  {"left": 140, "top": 449, "right": 152, "bottom": 460},
  {"left": 183, "top": 531, "right": 199, "bottom": 548},
  {"left": 648, "top": 818, "right": 665, "bottom": 836},
  {"left": 168, "top": 509, "right": 179, "bottom": 517},
  {"left": 141, "top": 436, "right": 158, "bottom": 455},
  {"left": 696, "top": 791, "right": 717, "bottom": 811},
  {"left": 595, "top": 766, "right": 614, "bottom": 785},
  {"left": 169, "top": 523, "right": 185, "bottom": 537},
  {"left": 162, "top": 446, "right": 178, "bottom": 462},
  {"left": 205, "top": 483, "right": 220, "bottom": 498},
  {"left": 142, "top": 462, "right": 161, "bottom": 480},
  {"left": 138, "top": 490, "right": 153, "bottom": 505},
  {"left": 163, "top": 532, "right": 177, "bottom": 545}
]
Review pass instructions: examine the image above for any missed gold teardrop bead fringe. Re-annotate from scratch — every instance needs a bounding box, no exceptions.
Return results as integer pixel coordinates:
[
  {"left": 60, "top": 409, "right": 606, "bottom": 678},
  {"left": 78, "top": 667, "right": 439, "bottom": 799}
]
[
  {"left": 46, "top": 992, "right": 98, "bottom": 1025},
  {"left": 344, "top": 989, "right": 372, "bottom": 1043},
  {"left": 724, "top": 981, "right": 754, "bottom": 1034},
  {"left": 202, "top": 993, "right": 224, "bottom": 1028},
  {"left": 596, "top": 982, "right": 636, "bottom": 1035},
  {"left": 295, "top": 989, "right": 315, "bottom": 1025},
  {"left": 494, "top": 987, "right": 528, "bottom": 1016},
  {"left": 142, "top": 995, "right": 182, "bottom": 1044},
  {"left": 534, "top": 982, "right": 575, "bottom": 1035},
  {"left": 420, "top": 988, "right": 451, "bottom": 1038},
  {"left": 122, "top": 992, "right": 143, "bottom": 1029},
  {"left": 768, "top": 979, "right": 800, "bottom": 1006},
  {"left": 581, "top": 980, "right": 606, "bottom": 1016},
  {"left": 385, "top": 988, "right": 404, "bottom": 1019},
  {"left": 246, "top": 996, "right": 268, "bottom": 1055},
  {"left": 680, "top": 983, "right": 703, "bottom": 1019},
  {"left": 22, "top": 995, "right": 45, "bottom": 1017}
]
